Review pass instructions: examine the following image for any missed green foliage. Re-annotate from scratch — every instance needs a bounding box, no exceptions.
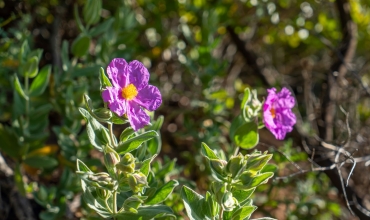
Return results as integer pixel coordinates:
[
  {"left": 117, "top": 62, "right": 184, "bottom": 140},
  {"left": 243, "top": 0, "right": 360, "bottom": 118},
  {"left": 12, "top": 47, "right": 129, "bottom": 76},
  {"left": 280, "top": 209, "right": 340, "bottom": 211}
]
[{"left": 1, "top": 0, "right": 366, "bottom": 219}]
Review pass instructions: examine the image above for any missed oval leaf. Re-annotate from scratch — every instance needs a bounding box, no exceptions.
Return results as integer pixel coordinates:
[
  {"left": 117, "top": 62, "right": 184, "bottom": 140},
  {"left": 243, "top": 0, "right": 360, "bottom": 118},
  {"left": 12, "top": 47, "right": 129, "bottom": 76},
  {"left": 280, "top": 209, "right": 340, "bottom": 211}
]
[
  {"left": 233, "top": 122, "right": 259, "bottom": 149},
  {"left": 71, "top": 35, "right": 91, "bottom": 57},
  {"left": 23, "top": 155, "right": 58, "bottom": 169},
  {"left": 146, "top": 180, "right": 179, "bottom": 205},
  {"left": 29, "top": 65, "right": 51, "bottom": 96},
  {"left": 24, "top": 56, "right": 39, "bottom": 78},
  {"left": 116, "top": 131, "right": 158, "bottom": 154},
  {"left": 13, "top": 75, "right": 29, "bottom": 100}
]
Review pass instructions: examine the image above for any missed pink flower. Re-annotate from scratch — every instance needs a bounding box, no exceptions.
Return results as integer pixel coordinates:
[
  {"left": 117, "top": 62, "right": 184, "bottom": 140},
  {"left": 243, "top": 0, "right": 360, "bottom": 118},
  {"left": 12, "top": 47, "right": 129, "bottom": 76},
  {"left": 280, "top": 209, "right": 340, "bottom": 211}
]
[
  {"left": 263, "top": 87, "right": 296, "bottom": 140},
  {"left": 102, "top": 58, "right": 162, "bottom": 130}
]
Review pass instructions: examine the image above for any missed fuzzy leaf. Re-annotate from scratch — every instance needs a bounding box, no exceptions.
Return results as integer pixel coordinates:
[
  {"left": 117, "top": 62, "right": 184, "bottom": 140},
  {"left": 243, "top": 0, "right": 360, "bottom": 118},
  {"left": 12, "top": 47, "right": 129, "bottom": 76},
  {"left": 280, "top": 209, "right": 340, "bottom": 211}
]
[
  {"left": 201, "top": 142, "right": 219, "bottom": 160},
  {"left": 79, "top": 108, "right": 110, "bottom": 151},
  {"left": 146, "top": 180, "right": 179, "bottom": 205},
  {"left": 116, "top": 131, "right": 158, "bottom": 154},
  {"left": 181, "top": 186, "right": 210, "bottom": 220}
]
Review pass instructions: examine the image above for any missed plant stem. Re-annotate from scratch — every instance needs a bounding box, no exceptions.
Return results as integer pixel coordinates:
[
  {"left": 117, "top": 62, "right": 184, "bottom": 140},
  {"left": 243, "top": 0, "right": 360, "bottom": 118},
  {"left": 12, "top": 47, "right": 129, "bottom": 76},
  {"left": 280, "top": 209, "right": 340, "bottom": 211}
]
[
  {"left": 113, "top": 191, "right": 117, "bottom": 215},
  {"left": 108, "top": 123, "right": 116, "bottom": 147},
  {"left": 219, "top": 206, "right": 223, "bottom": 220},
  {"left": 233, "top": 146, "right": 239, "bottom": 156},
  {"left": 24, "top": 74, "right": 29, "bottom": 122}
]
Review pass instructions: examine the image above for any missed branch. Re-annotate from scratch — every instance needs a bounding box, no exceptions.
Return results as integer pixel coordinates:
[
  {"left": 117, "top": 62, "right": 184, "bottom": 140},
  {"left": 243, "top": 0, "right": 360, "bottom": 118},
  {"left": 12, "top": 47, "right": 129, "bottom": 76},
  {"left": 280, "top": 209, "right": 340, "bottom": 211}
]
[{"left": 319, "top": 0, "right": 358, "bottom": 141}]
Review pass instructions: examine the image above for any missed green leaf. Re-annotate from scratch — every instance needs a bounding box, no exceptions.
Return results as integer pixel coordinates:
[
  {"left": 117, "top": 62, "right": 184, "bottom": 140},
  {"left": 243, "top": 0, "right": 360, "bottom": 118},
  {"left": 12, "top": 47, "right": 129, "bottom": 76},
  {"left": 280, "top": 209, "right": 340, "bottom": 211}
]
[
  {"left": 231, "top": 205, "right": 257, "bottom": 220},
  {"left": 19, "top": 40, "right": 30, "bottom": 64},
  {"left": 203, "top": 191, "right": 218, "bottom": 218},
  {"left": 0, "top": 124, "right": 22, "bottom": 159},
  {"left": 24, "top": 56, "right": 39, "bottom": 78},
  {"left": 119, "top": 127, "right": 135, "bottom": 142},
  {"left": 83, "top": 0, "right": 102, "bottom": 25},
  {"left": 233, "top": 122, "right": 259, "bottom": 149},
  {"left": 238, "top": 172, "right": 274, "bottom": 189},
  {"left": 116, "top": 131, "right": 158, "bottom": 154},
  {"left": 71, "top": 35, "right": 91, "bottom": 57},
  {"left": 246, "top": 153, "right": 272, "bottom": 173},
  {"left": 73, "top": 4, "right": 85, "bottom": 32},
  {"left": 76, "top": 159, "right": 92, "bottom": 173},
  {"left": 261, "top": 163, "right": 277, "bottom": 173},
  {"left": 99, "top": 67, "right": 112, "bottom": 89},
  {"left": 241, "top": 88, "right": 251, "bottom": 110},
  {"left": 200, "top": 142, "right": 219, "bottom": 160},
  {"left": 232, "top": 188, "right": 255, "bottom": 204},
  {"left": 110, "top": 114, "right": 128, "bottom": 124},
  {"left": 250, "top": 218, "right": 277, "bottom": 220},
  {"left": 29, "top": 65, "right": 51, "bottom": 96},
  {"left": 61, "top": 40, "right": 70, "bottom": 72},
  {"left": 23, "top": 155, "right": 58, "bottom": 169},
  {"left": 181, "top": 186, "right": 210, "bottom": 220},
  {"left": 116, "top": 205, "right": 175, "bottom": 220},
  {"left": 146, "top": 116, "right": 164, "bottom": 156},
  {"left": 229, "top": 115, "right": 245, "bottom": 140},
  {"left": 156, "top": 158, "right": 177, "bottom": 178},
  {"left": 139, "top": 154, "right": 157, "bottom": 176},
  {"left": 89, "top": 17, "right": 114, "bottom": 37},
  {"left": 79, "top": 108, "right": 110, "bottom": 151},
  {"left": 13, "top": 75, "right": 29, "bottom": 100},
  {"left": 146, "top": 180, "right": 179, "bottom": 205},
  {"left": 71, "top": 65, "right": 101, "bottom": 77}
]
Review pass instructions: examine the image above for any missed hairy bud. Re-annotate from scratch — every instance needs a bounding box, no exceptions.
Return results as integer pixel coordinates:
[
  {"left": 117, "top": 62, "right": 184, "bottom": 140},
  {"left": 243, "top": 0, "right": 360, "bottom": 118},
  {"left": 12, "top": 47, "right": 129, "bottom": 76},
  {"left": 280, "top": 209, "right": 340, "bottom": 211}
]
[
  {"left": 128, "top": 172, "right": 148, "bottom": 193},
  {"left": 116, "top": 153, "right": 136, "bottom": 174}
]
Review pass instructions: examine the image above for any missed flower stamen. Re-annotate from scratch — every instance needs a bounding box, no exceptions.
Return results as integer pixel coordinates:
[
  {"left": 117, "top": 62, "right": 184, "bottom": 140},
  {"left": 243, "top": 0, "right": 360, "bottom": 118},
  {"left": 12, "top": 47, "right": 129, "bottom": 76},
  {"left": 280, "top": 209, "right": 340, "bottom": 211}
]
[
  {"left": 270, "top": 108, "right": 276, "bottom": 118},
  {"left": 122, "top": 84, "right": 138, "bottom": 100}
]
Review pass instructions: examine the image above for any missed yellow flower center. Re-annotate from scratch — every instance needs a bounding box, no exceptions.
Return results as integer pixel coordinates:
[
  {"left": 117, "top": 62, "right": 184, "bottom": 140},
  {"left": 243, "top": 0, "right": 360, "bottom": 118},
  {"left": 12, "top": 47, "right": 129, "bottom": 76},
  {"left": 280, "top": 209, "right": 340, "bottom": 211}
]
[
  {"left": 270, "top": 108, "right": 276, "bottom": 118},
  {"left": 122, "top": 84, "right": 138, "bottom": 100}
]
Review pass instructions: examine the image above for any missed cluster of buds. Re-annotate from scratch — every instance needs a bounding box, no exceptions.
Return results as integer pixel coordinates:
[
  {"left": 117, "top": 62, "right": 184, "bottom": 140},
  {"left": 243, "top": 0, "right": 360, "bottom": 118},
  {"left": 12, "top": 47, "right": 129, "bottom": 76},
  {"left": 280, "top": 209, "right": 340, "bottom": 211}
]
[
  {"left": 208, "top": 151, "right": 272, "bottom": 184},
  {"left": 86, "top": 172, "right": 118, "bottom": 191}
]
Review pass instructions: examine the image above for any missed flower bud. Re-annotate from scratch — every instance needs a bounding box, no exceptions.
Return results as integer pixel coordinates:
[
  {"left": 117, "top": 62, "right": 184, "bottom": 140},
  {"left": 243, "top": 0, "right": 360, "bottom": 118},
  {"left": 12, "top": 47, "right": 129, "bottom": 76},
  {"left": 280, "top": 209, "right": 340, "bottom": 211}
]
[
  {"left": 210, "top": 159, "right": 227, "bottom": 177},
  {"left": 87, "top": 172, "right": 117, "bottom": 191},
  {"left": 93, "top": 108, "right": 112, "bottom": 121},
  {"left": 222, "top": 191, "right": 237, "bottom": 211},
  {"left": 104, "top": 146, "right": 120, "bottom": 170},
  {"left": 116, "top": 153, "right": 136, "bottom": 174},
  {"left": 227, "top": 153, "right": 246, "bottom": 178},
  {"left": 128, "top": 172, "right": 148, "bottom": 193}
]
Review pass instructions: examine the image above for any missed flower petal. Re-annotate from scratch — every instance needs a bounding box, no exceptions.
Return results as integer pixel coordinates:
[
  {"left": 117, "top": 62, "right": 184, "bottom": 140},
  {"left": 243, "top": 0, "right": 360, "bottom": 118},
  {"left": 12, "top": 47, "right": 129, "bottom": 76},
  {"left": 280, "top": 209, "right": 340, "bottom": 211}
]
[
  {"left": 127, "top": 60, "right": 149, "bottom": 90},
  {"left": 102, "top": 87, "right": 126, "bottom": 116},
  {"left": 263, "top": 87, "right": 296, "bottom": 140},
  {"left": 109, "top": 100, "right": 127, "bottom": 117},
  {"left": 276, "top": 88, "right": 295, "bottom": 108},
  {"left": 107, "top": 58, "right": 129, "bottom": 88},
  {"left": 102, "top": 87, "right": 119, "bottom": 103},
  {"left": 134, "top": 85, "right": 162, "bottom": 111},
  {"left": 262, "top": 103, "right": 276, "bottom": 130},
  {"left": 127, "top": 102, "right": 150, "bottom": 131}
]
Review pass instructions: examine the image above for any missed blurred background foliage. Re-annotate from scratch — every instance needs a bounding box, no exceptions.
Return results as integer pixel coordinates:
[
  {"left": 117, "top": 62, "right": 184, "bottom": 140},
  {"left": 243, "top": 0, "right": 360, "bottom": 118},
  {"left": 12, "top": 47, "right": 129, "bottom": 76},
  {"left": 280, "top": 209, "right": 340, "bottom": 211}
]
[{"left": 1, "top": 0, "right": 370, "bottom": 219}]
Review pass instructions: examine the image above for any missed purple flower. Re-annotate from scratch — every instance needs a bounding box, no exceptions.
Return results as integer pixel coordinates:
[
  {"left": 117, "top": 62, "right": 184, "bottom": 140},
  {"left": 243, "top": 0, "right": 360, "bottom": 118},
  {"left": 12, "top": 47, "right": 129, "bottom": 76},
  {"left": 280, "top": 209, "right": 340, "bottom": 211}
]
[
  {"left": 102, "top": 58, "right": 162, "bottom": 130},
  {"left": 263, "top": 87, "right": 296, "bottom": 140}
]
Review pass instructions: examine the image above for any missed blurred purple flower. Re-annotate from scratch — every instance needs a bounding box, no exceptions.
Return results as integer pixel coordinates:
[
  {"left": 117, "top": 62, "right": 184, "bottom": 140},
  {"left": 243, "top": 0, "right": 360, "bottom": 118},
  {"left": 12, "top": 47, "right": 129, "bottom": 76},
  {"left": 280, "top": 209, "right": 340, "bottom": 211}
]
[
  {"left": 102, "top": 58, "right": 162, "bottom": 130},
  {"left": 263, "top": 87, "right": 296, "bottom": 140}
]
